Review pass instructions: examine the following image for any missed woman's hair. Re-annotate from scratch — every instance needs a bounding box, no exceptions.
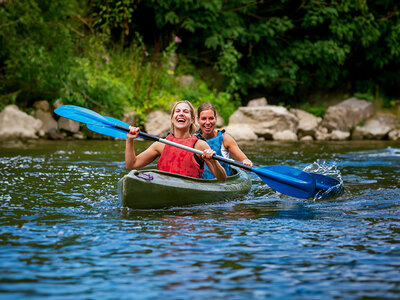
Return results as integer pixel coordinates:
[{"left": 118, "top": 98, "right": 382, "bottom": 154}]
[
  {"left": 197, "top": 102, "right": 216, "bottom": 118},
  {"left": 170, "top": 100, "right": 196, "bottom": 135}
]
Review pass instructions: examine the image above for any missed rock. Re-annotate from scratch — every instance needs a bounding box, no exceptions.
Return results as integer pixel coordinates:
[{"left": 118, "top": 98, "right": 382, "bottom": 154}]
[
  {"left": 229, "top": 106, "right": 297, "bottom": 139},
  {"left": 72, "top": 132, "right": 85, "bottom": 140},
  {"left": 273, "top": 130, "right": 298, "bottom": 141},
  {"left": 330, "top": 130, "right": 350, "bottom": 141},
  {"left": 48, "top": 131, "right": 67, "bottom": 140},
  {"left": 290, "top": 108, "right": 322, "bottom": 138},
  {"left": 33, "top": 100, "right": 50, "bottom": 112},
  {"left": 223, "top": 124, "right": 258, "bottom": 141},
  {"left": 388, "top": 129, "right": 400, "bottom": 140},
  {"left": 215, "top": 112, "right": 225, "bottom": 128},
  {"left": 321, "top": 97, "right": 374, "bottom": 132},
  {"left": 53, "top": 99, "right": 64, "bottom": 109},
  {"left": 144, "top": 110, "right": 171, "bottom": 137},
  {"left": 300, "top": 135, "right": 314, "bottom": 141},
  {"left": 122, "top": 111, "right": 136, "bottom": 126},
  {"left": 247, "top": 97, "right": 267, "bottom": 107},
  {"left": 58, "top": 116, "right": 80, "bottom": 133},
  {"left": 315, "top": 127, "right": 330, "bottom": 141},
  {"left": 35, "top": 110, "right": 58, "bottom": 136},
  {"left": 0, "top": 105, "right": 43, "bottom": 139},
  {"left": 352, "top": 113, "right": 400, "bottom": 140}
]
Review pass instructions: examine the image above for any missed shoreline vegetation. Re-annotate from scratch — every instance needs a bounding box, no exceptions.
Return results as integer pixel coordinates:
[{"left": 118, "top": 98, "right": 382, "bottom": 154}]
[{"left": 1, "top": 1, "right": 399, "bottom": 141}]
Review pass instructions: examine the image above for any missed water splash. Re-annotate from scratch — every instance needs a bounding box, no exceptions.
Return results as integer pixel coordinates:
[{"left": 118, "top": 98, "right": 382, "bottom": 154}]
[{"left": 303, "top": 160, "right": 344, "bottom": 200}]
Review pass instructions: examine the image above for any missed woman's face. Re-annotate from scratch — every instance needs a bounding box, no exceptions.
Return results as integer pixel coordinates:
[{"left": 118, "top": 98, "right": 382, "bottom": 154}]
[
  {"left": 172, "top": 102, "right": 193, "bottom": 131},
  {"left": 198, "top": 109, "right": 216, "bottom": 136}
]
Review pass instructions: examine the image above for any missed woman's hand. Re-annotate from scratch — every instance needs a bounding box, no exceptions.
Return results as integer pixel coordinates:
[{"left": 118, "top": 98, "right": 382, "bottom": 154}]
[
  {"left": 242, "top": 158, "right": 253, "bottom": 167},
  {"left": 127, "top": 126, "right": 140, "bottom": 140},
  {"left": 202, "top": 148, "right": 216, "bottom": 161}
]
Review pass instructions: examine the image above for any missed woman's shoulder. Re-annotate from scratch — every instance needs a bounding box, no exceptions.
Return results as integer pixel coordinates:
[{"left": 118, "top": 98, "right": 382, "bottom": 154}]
[
  {"left": 194, "top": 138, "right": 209, "bottom": 149},
  {"left": 151, "top": 141, "right": 165, "bottom": 153}
]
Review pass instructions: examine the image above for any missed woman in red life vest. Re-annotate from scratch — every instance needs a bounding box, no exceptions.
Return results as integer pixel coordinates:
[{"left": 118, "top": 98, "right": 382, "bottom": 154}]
[
  {"left": 125, "top": 100, "right": 227, "bottom": 181},
  {"left": 196, "top": 102, "right": 253, "bottom": 179}
]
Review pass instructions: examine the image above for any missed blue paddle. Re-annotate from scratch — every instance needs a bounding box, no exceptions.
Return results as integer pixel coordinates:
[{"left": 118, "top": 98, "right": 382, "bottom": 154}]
[{"left": 54, "top": 105, "right": 341, "bottom": 199}]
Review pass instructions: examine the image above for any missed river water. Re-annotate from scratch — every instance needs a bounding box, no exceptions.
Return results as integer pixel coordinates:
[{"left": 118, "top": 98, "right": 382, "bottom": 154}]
[{"left": 1, "top": 139, "right": 399, "bottom": 299}]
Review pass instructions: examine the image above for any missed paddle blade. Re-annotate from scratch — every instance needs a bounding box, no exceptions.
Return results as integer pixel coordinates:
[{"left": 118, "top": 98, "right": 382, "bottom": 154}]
[
  {"left": 87, "top": 124, "right": 128, "bottom": 139},
  {"left": 309, "top": 173, "right": 344, "bottom": 199},
  {"left": 54, "top": 105, "right": 112, "bottom": 127},
  {"left": 253, "top": 165, "right": 316, "bottom": 199}
]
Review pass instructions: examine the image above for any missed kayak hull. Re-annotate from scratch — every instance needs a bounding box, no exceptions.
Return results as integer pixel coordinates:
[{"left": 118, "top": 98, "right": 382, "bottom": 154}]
[{"left": 118, "top": 166, "right": 252, "bottom": 209}]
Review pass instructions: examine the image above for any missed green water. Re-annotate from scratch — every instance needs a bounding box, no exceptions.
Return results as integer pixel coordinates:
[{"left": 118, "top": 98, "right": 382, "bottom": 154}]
[{"left": 1, "top": 139, "right": 399, "bottom": 299}]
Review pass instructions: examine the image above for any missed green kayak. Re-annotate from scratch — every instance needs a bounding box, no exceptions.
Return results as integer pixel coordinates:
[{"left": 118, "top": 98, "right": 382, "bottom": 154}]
[{"left": 118, "top": 166, "right": 252, "bottom": 209}]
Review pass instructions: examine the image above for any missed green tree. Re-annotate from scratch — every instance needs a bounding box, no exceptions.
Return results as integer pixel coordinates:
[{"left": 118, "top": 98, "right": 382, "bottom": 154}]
[{"left": 0, "top": 0, "right": 85, "bottom": 108}]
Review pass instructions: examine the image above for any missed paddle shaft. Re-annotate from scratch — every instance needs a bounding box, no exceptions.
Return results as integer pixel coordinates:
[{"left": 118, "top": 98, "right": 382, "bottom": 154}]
[
  {"left": 54, "top": 105, "right": 338, "bottom": 196},
  {"left": 121, "top": 125, "right": 323, "bottom": 191},
  {"left": 117, "top": 124, "right": 251, "bottom": 170}
]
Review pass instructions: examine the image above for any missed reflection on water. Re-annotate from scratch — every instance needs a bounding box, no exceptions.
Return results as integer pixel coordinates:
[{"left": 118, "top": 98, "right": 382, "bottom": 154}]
[{"left": 0, "top": 140, "right": 399, "bottom": 299}]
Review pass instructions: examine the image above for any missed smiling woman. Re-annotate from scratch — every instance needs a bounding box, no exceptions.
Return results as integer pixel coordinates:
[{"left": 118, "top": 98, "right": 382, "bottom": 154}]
[
  {"left": 196, "top": 102, "right": 253, "bottom": 179},
  {"left": 125, "top": 100, "right": 227, "bottom": 181}
]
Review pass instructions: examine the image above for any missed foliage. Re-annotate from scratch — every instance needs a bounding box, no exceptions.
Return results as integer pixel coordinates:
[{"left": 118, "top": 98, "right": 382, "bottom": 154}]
[
  {"left": 1, "top": 0, "right": 400, "bottom": 119},
  {"left": 299, "top": 103, "right": 326, "bottom": 118},
  {"left": 138, "top": 0, "right": 400, "bottom": 104},
  {"left": 60, "top": 35, "right": 235, "bottom": 125},
  {"left": 0, "top": 0, "right": 84, "bottom": 106}
]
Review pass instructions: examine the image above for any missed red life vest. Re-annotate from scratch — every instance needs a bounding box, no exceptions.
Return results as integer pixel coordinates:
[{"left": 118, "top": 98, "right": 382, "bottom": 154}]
[{"left": 157, "top": 133, "right": 203, "bottom": 178}]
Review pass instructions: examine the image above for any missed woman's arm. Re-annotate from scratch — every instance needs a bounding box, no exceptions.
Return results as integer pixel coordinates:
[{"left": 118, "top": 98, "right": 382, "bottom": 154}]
[
  {"left": 125, "top": 127, "right": 162, "bottom": 170},
  {"left": 196, "top": 140, "right": 227, "bottom": 181},
  {"left": 223, "top": 133, "right": 253, "bottom": 167}
]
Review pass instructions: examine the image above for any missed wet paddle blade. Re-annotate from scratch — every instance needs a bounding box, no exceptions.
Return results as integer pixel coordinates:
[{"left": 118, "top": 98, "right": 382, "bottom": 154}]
[
  {"left": 309, "top": 173, "right": 344, "bottom": 199},
  {"left": 252, "top": 165, "right": 316, "bottom": 199},
  {"left": 55, "top": 105, "right": 147, "bottom": 140},
  {"left": 54, "top": 105, "right": 112, "bottom": 127},
  {"left": 87, "top": 124, "right": 128, "bottom": 139}
]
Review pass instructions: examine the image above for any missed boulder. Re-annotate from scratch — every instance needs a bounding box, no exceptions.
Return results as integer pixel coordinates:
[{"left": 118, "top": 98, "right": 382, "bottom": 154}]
[
  {"left": 122, "top": 111, "right": 136, "bottom": 126},
  {"left": 229, "top": 106, "right": 298, "bottom": 139},
  {"left": 300, "top": 135, "right": 314, "bottom": 141},
  {"left": 223, "top": 124, "right": 258, "bottom": 141},
  {"left": 144, "top": 110, "right": 171, "bottom": 137},
  {"left": 330, "top": 130, "right": 350, "bottom": 141},
  {"left": 352, "top": 113, "right": 400, "bottom": 140},
  {"left": 0, "top": 105, "right": 43, "bottom": 139},
  {"left": 58, "top": 117, "right": 80, "bottom": 133},
  {"left": 273, "top": 130, "right": 298, "bottom": 141},
  {"left": 290, "top": 108, "right": 322, "bottom": 138},
  {"left": 215, "top": 112, "right": 225, "bottom": 128},
  {"left": 33, "top": 100, "right": 51, "bottom": 112},
  {"left": 35, "top": 110, "right": 58, "bottom": 137},
  {"left": 321, "top": 97, "right": 374, "bottom": 132},
  {"left": 388, "top": 129, "right": 400, "bottom": 141},
  {"left": 315, "top": 127, "right": 330, "bottom": 141},
  {"left": 247, "top": 97, "right": 267, "bottom": 107}
]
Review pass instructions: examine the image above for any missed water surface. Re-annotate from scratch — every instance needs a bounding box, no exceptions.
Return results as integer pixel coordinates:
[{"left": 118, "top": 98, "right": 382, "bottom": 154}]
[{"left": 1, "top": 139, "right": 399, "bottom": 299}]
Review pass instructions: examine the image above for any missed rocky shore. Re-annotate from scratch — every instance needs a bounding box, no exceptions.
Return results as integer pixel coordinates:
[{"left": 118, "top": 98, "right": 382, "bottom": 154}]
[{"left": 1, "top": 97, "right": 399, "bottom": 141}]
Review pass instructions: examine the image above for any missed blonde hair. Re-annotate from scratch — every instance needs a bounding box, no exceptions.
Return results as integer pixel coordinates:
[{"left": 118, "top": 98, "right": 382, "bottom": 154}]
[{"left": 170, "top": 100, "right": 196, "bottom": 135}]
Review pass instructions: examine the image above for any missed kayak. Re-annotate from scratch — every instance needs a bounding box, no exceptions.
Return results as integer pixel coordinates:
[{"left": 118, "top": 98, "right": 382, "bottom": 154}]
[{"left": 118, "top": 166, "right": 252, "bottom": 209}]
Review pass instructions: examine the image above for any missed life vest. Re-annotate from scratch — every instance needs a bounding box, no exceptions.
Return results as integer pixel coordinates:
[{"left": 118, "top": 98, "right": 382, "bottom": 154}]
[
  {"left": 196, "top": 130, "right": 231, "bottom": 179},
  {"left": 157, "top": 133, "right": 203, "bottom": 178}
]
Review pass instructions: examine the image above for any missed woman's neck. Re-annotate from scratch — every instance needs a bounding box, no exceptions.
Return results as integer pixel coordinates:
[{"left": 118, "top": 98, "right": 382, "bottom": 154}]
[
  {"left": 174, "top": 128, "right": 191, "bottom": 139},
  {"left": 202, "top": 130, "right": 217, "bottom": 139}
]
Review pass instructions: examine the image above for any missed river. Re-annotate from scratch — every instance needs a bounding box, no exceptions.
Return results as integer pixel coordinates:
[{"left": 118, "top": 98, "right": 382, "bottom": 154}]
[{"left": 1, "top": 139, "right": 399, "bottom": 299}]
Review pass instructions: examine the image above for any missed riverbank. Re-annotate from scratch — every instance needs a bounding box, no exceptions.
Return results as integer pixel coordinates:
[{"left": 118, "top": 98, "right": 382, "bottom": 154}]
[{"left": 0, "top": 97, "right": 399, "bottom": 141}]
